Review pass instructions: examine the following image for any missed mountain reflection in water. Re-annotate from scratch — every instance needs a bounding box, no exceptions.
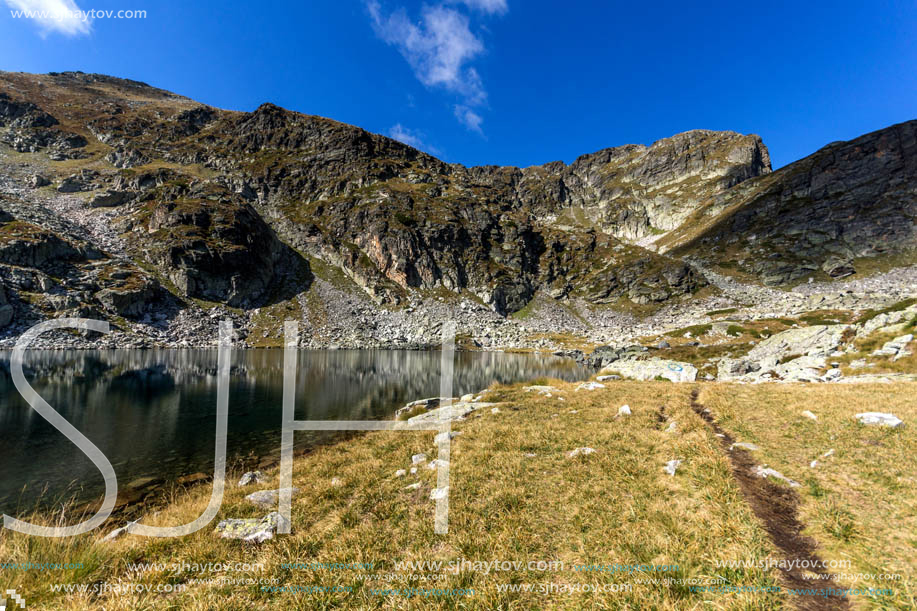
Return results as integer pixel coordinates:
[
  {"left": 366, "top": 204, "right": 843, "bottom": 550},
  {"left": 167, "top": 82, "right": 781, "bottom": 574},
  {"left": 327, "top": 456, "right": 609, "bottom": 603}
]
[{"left": 0, "top": 349, "right": 587, "bottom": 513}]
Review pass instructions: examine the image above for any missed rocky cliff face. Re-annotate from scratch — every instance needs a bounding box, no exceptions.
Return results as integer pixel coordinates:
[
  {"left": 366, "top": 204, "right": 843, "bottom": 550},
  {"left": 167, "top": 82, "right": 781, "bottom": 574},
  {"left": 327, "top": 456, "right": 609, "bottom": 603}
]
[
  {"left": 663, "top": 120, "right": 917, "bottom": 284},
  {"left": 0, "top": 71, "right": 913, "bottom": 348}
]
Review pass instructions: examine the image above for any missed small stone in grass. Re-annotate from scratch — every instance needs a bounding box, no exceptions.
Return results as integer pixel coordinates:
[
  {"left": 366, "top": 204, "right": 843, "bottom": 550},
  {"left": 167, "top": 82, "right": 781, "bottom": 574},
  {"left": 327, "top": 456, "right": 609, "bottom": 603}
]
[
  {"left": 855, "top": 412, "right": 903, "bottom": 427},
  {"left": 801, "top": 410, "right": 817, "bottom": 421},
  {"left": 664, "top": 459, "right": 681, "bottom": 476},
  {"left": 491, "top": 407, "right": 501, "bottom": 414},
  {"left": 752, "top": 466, "right": 800, "bottom": 487},
  {"left": 331, "top": 477, "right": 342, "bottom": 487},
  {"left": 430, "top": 487, "right": 449, "bottom": 500},
  {"left": 395, "top": 469, "right": 407, "bottom": 477},
  {"left": 404, "top": 482, "right": 421, "bottom": 490},
  {"left": 617, "top": 405, "right": 632, "bottom": 417},
  {"left": 567, "top": 447, "right": 596, "bottom": 458},
  {"left": 730, "top": 442, "right": 759, "bottom": 452},
  {"left": 412, "top": 453, "right": 428, "bottom": 464},
  {"left": 238, "top": 471, "right": 266, "bottom": 487},
  {"left": 434, "top": 431, "right": 460, "bottom": 445}
]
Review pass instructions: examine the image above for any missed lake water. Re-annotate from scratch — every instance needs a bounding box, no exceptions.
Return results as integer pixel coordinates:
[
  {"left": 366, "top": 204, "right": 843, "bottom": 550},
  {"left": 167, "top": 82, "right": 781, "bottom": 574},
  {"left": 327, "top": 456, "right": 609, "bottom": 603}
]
[{"left": 0, "top": 349, "right": 588, "bottom": 514}]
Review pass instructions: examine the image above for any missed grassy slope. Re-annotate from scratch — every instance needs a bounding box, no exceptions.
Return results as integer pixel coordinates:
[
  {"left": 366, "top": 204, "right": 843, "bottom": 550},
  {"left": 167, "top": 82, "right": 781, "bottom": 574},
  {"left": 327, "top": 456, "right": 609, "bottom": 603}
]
[
  {"left": 1, "top": 382, "right": 914, "bottom": 609},
  {"left": 701, "top": 384, "right": 916, "bottom": 609}
]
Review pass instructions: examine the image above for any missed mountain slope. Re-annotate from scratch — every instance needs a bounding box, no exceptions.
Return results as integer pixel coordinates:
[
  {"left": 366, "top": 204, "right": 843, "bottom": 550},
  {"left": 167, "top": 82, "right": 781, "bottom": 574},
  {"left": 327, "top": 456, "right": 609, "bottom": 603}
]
[
  {"left": 659, "top": 120, "right": 917, "bottom": 284},
  {"left": 0, "top": 71, "right": 914, "bottom": 349}
]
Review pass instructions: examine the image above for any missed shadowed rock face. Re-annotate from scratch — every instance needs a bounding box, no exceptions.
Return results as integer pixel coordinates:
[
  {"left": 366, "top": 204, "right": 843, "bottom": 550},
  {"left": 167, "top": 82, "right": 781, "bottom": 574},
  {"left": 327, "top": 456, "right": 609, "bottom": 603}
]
[
  {"left": 0, "top": 70, "right": 913, "bottom": 330},
  {"left": 668, "top": 120, "right": 917, "bottom": 284}
]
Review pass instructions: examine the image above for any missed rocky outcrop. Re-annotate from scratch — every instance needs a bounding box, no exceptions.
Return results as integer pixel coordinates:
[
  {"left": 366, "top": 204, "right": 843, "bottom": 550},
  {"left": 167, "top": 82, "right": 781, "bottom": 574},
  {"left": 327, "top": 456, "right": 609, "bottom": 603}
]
[
  {"left": 114, "top": 174, "right": 312, "bottom": 308},
  {"left": 600, "top": 358, "right": 698, "bottom": 383},
  {"left": 669, "top": 121, "right": 917, "bottom": 285}
]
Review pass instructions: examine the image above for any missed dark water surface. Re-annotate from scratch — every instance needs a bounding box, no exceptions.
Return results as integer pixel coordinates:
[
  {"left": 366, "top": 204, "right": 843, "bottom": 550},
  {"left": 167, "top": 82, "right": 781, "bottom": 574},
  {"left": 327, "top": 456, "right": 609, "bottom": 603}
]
[{"left": 0, "top": 349, "right": 587, "bottom": 514}]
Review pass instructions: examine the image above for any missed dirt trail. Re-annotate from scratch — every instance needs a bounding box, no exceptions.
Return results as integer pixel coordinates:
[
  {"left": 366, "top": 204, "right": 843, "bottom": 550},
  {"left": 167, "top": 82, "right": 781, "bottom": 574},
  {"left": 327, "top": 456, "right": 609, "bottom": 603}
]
[{"left": 689, "top": 389, "right": 850, "bottom": 611}]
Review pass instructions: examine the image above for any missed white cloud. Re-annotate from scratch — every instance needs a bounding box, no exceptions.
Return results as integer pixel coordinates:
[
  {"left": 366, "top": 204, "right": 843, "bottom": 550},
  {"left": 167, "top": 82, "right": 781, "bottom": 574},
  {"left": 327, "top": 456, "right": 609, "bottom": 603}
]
[
  {"left": 454, "top": 105, "right": 484, "bottom": 134},
  {"left": 5, "top": 0, "right": 92, "bottom": 36},
  {"left": 368, "top": 1, "right": 505, "bottom": 134},
  {"left": 453, "top": 0, "right": 508, "bottom": 15},
  {"left": 389, "top": 124, "right": 425, "bottom": 148},
  {"left": 369, "top": 2, "right": 486, "bottom": 104},
  {"left": 388, "top": 124, "right": 441, "bottom": 155}
]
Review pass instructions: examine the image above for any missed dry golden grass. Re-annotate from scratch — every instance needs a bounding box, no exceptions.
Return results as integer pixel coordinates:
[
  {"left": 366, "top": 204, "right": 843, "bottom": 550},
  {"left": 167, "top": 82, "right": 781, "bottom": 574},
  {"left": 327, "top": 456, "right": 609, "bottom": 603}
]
[
  {"left": 701, "top": 383, "right": 917, "bottom": 610},
  {"left": 1, "top": 381, "right": 784, "bottom": 610},
  {"left": 3, "top": 382, "right": 915, "bottom": 609}
]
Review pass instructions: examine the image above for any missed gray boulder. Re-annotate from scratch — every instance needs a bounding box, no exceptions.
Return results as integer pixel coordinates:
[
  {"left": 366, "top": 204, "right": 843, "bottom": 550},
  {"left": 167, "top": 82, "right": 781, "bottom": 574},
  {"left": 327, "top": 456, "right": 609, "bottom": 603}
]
[
  {"left": 89, "top": 190, "right": 133, "bottom": 208},
  {"left": 871, "top": 334, "right": 913, "bottom": 360},
  {"left": 747, "top": 325, "right": 849, "bottom": 364},
  {"left": 601, "top": 358, "right": 697, "bottom": 383},
  {"left": 245, "top": 487, "right": 300, "bottom": 508}
]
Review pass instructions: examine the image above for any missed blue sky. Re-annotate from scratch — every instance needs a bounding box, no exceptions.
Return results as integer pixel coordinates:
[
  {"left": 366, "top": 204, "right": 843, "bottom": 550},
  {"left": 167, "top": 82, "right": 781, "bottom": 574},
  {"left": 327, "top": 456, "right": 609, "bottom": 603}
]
[{"left": 1, "top": 0, "right": 915, "bottom": 169}]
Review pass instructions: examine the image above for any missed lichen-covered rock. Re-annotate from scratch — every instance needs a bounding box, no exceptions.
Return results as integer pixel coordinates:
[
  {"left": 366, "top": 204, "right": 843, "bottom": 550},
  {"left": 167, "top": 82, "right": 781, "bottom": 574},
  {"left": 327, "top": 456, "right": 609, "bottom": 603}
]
[{"left": 214, "top": 511, "right": 290, "bottom": 543}]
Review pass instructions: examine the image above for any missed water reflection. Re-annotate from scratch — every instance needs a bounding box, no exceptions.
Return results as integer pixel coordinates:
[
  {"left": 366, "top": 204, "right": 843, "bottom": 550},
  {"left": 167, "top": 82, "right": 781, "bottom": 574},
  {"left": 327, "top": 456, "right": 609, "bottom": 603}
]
[{"left": 0, "top": 349, "right": 587, "bottom": 513}]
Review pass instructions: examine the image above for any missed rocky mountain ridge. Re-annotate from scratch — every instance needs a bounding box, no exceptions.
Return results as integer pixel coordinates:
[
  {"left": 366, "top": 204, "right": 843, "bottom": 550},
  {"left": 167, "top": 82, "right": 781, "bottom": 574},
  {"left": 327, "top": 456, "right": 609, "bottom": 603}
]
[{"left": 0, "top": 71, "right": 914, "bottom": 351}]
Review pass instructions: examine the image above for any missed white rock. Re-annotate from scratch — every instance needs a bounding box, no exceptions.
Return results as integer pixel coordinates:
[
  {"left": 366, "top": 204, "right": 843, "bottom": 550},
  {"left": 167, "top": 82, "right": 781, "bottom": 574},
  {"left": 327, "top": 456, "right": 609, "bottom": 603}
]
[
  {"left": 523, "top": 385, "right": 558, "bottom": 395},
  {"left": 617, "top": 405, "right": 632, "bottom": 417},
  {"left": 102, "top": 520, "right": 139, "bottom": 542},
  {"left": 596, "top": 375, "right": 620, "bottom": 382},
  {"left": 575, "top": 381, "right": 605, "bottom": 391},
  {"left": 752, "top": 466, "right": 800, "bottom": 487},
  {"left": 822, "top": 368, "right": 843, "bottom": 381},
  {"left": 601, "top": 359, "right": 697, "bottom": 383},
  {"left": 855, "top": 412, "right": 903, "bottom": 427},
  {"left": 810, "top": 460, "right": 818, "bottom": 468},
  {"left": 822, "top": 449, "right": 835, "bottom": 458},
  {"left": 245, "top": 487, "right": 300, "bottom": 508},
  {"left": 524, "top": 452, "right": 537, "bottom": 457},
  {"left": 214, "top": 512, "right": 290, "bottom": 543},
  {"left": 411, "top": 453, "right": 428, "bottom": 464},
  {"left": 238, "top": 471, "right": 267, "bottom": 487},
  {"left": 871, "top": 334, "right": 913, "bottom": 358},
  {"left": 569, "top": 409, "right": 578, "bottom": 414},
  {"left": 730, "top": 442, "right": 760, "bottom": 451},
  {"left": 331, "top": 478, "right": 342, "bottom": 487},
  {"left": 434, "top": 431, "right": 460, "bottom": 445},
  {"left": 567, "top": 447, "right": 596, "bottom": 458},
  {"left": 409, "top": 467, "right": 418, "bottom": 474},
  {"left": 395, "top": 469, "right": 407, "bottom": 478},
  {"left": 665, "top": 421, "right": 678, "bottom": 433},
  {"left": 491, "top": 407, "right": 501, "bottom": 414},
  {"left": 404, "top": 482, "right": 421, "bottom": 490},
  {"left": 460, "top": 394, "right": 474, "bottom": 403},
  {"left": 664, "top": 459, "right": 681, "bottom": 476},
  {"left": 801, "top": 410, "right": 818, "bottom": 421},
  {"left": 430, "top": 487, "right": 449, "bottom": 500},
  {"left": 427, "top": 459, "right": 449, "bottom": 470}
]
